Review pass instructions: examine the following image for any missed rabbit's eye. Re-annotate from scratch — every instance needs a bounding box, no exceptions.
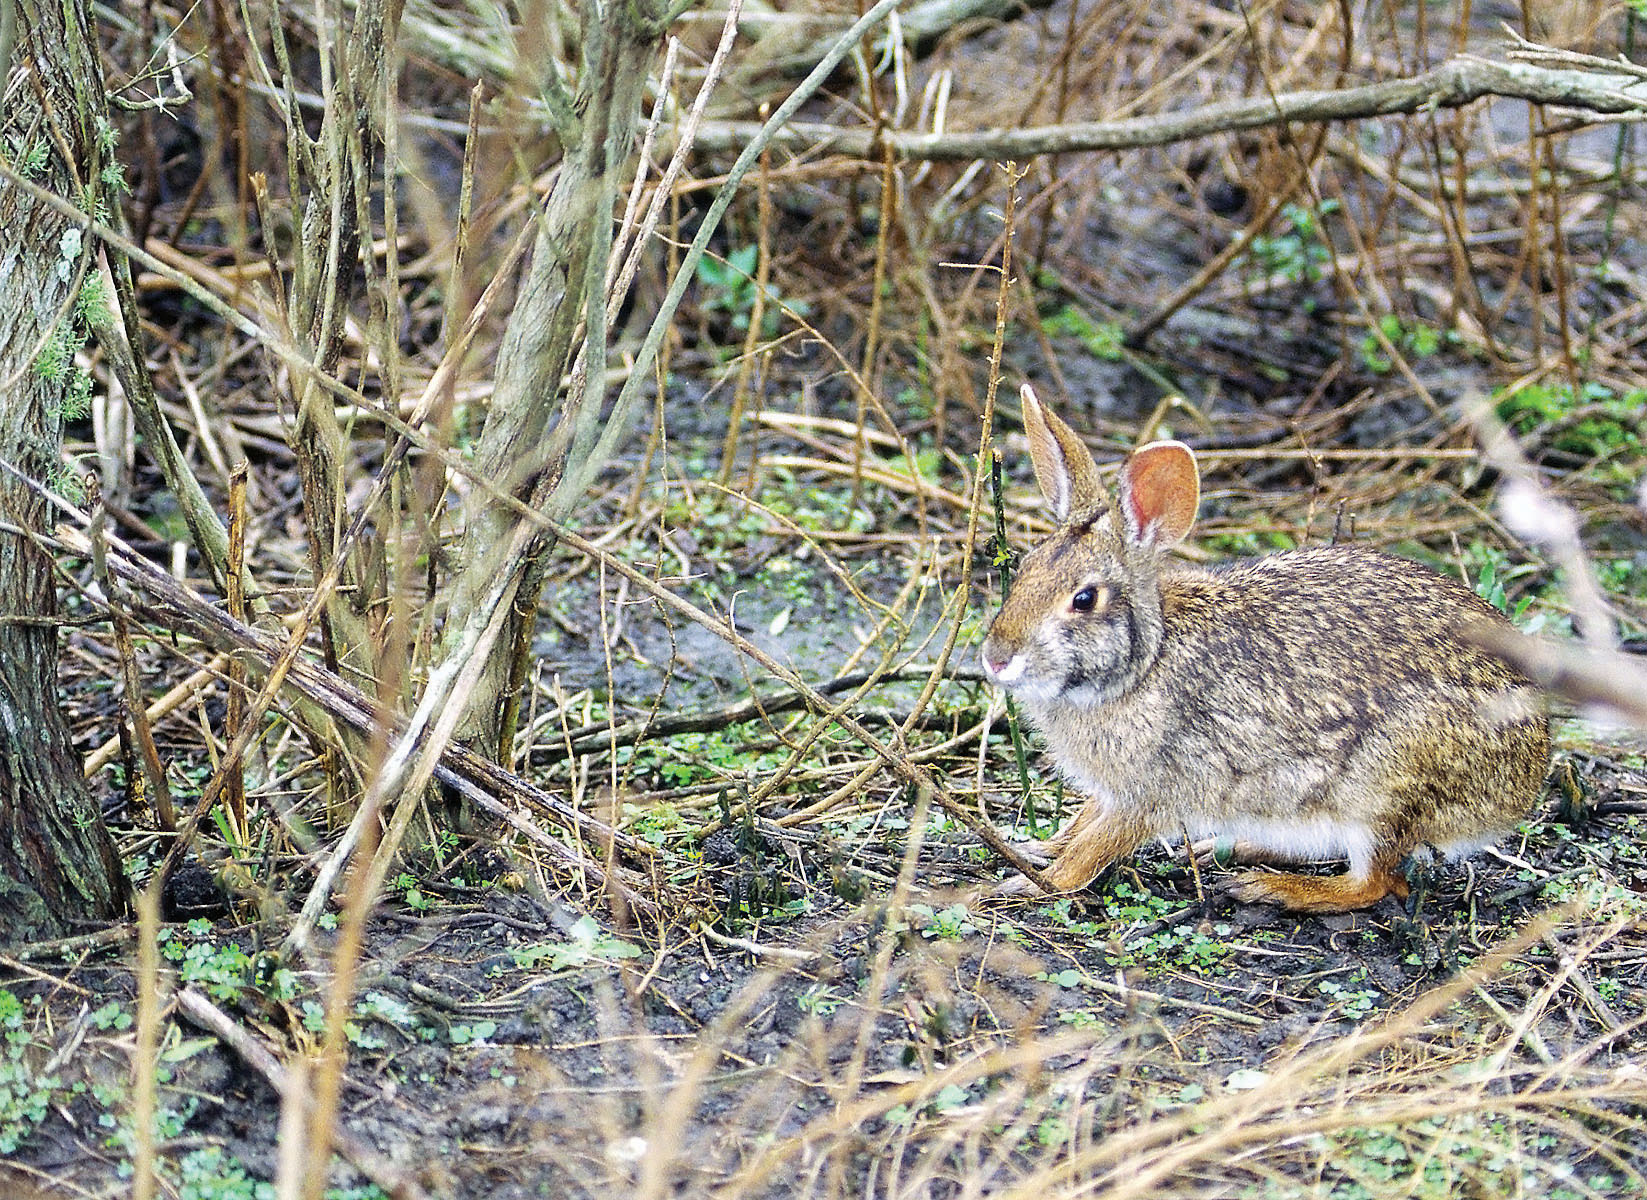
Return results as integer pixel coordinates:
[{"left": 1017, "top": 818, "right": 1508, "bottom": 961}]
[{"left": 1071, "top": 586, "right": 1105, "bottom": 613}]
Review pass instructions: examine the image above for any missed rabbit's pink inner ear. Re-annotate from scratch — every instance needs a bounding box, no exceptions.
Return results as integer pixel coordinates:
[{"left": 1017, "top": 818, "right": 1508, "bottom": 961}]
[
  {"left": 1121, "top": 441, "right": 1199, "bottom": 546},
  {"left": 1020, "top": 383, "right": 1103, "bottom": 522}
]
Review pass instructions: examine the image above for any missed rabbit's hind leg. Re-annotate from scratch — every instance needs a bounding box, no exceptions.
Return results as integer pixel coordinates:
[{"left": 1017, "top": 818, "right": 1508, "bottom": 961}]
[{"left": 1231, "top": 860, "right": 1409, "bottom": 913}]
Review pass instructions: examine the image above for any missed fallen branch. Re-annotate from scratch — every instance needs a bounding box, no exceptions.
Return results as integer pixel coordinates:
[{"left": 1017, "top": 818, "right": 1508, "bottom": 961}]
[
  {"left": 554, "top": 664, "right": 988, "bottom": 756},
  {"left": 50, "top": 523, "right": 652, "bottom": 888},
  {"left": 693, "top": 54, "right": 1647, "bottom": 162}
]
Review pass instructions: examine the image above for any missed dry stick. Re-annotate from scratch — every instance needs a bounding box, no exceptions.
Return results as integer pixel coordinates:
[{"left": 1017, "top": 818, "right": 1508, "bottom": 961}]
[
  {"left": 175, "top": 988, "right": 428, "bottom": 1200},
  {"left": 114, "top": 210, "right": 538, "bottom": 888},
  {"left": 225, "top": 463, "right": 249, "bottom": 838},
  {"left": 1466, "top": 622, "right": 1647, "bottom": 729},
  {"left": 288, "top": 517, "right": 581, "bottom": 956},
  {"left": 850, "top": 139, "right": 899, "bottom": 512},
  {"left": 607, "top": 3, "right": 736, "bottom": 328},
  {"left": 554, "top": 664, "right": 986, "bottom": 756},
  {"left": 457, "top": 0, "right": 682, "bottom": 762},
  {"left": 612, "top": 37, "right": 679, "bottom": 283},
  {"left": 718, "top": 100, "right": 773, "bottom": 489},
  {"left": 1469, "top": 398, "right": 1619, "bottom": 648},
  {"left": 78, "top": 655, "right": 235, "bottom": 777},
  {"left": 909, "top": 162, "right": 1025, "bottom": 741},
  {"left": 275, "top": 1056, "right": 308, "bottom": 1200},
  {"left": 1535, "top": 931, "right": 1627, "bottom": 1042},
  {"left": 441, "top": 83, "right": 483, "bottom": 354},
  {"left": 89, "top": 246, "right": 232, "bottom": 594},
  {"left": 691, "top": 53, "right": 1647, "bottom": 161},
  {"left": 87, "top": 480, "right": 175, "bottom": 831},
  {"left": 131, "top": 886, "right": 160, "bottom": 1200}
]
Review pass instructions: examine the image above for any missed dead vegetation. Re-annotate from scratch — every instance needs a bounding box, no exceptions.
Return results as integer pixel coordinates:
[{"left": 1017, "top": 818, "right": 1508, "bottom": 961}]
[{"left": 1, "top": 0, "right": 1645, "bottom": 1197}]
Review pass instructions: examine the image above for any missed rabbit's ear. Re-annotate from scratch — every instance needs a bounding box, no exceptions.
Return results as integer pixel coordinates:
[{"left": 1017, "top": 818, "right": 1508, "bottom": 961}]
[
  {"left": 1019, "top": 383, "right": 1104, "bottom": 521},
  {"left": 1120, "top": 441, "right": 1199, "bottom": 547}
]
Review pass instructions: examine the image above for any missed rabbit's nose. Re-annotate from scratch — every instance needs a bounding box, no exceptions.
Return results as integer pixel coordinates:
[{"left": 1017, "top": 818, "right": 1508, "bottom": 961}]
[{"left": 982, "top": 646, "right": 1013, "bottom": 677}]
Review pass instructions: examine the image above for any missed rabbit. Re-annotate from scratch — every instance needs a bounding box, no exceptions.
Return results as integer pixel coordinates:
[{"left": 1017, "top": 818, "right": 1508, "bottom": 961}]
[{"left": 980, "top": 383, "right": 1550, "bottom": 912}]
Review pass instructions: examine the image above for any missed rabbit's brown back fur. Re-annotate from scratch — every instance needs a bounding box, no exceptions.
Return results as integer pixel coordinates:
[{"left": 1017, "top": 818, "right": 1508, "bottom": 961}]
[{"left": 982, "top": 386, "right": 1550, "bottom": 912}]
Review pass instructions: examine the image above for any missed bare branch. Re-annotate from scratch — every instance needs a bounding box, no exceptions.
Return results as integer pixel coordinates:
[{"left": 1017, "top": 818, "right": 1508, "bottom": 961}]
[{"left": 693, "top": 54, "right": 1647, "bottom": 162}]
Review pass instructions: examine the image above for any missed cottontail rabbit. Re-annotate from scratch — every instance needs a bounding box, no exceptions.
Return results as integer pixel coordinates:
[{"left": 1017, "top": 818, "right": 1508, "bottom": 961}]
[{"left": 981, "top": 384, "right": 1550, "bottom": 912}]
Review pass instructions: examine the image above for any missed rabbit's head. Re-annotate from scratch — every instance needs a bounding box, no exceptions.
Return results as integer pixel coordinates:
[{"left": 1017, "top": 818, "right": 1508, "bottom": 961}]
[{"left": 982, "top": 384, "right": 1199, "bottom": 708}]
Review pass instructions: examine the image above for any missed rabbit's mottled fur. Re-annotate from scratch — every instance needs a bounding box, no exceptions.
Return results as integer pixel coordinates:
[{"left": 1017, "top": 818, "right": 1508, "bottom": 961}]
[{"left": 981, "top": 385, "right": 1549, "bottom": 912}]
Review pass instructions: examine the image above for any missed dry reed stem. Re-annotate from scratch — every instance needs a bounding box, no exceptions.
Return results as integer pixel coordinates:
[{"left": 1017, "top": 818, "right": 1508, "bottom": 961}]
[
  {"left": 225, "top": 463, "right": 249, "bottom": 837},
  {"left": 130, "top": 886, "right": 160, "bottom": 1200}
]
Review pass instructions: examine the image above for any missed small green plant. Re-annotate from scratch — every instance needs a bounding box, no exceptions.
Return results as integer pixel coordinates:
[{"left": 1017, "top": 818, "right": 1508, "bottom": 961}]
[
  {"left": 1318, "top": 976, "right": 1381, "bottom": 1021},
  {"left": 90, "top": 1001, "right": 132, "bottom": 1032},
  {"left": 1359, "top": 313, "right": 1446, "bottom": 373},
  {"left": 1496, "top": 381, "right": 1644, "bottom": 478},
  {"left": 1304, "top": 1113, "right": 1628, "bottom": 1200},
  {"left": 1120, "top": 921, "right": 1234, "bottom": 975},
  {"left": 797, "top": 985, "right": 847, "bottom": 1016},
  {"left": 622, "top": 800, "right": 689, "bottom": 848},
  {"left": 170, "top": 1145, "right": 389, "bottom": 1200},
  {"left": 1247, "top": 200, "right": 1339, "bottom": 287},
  {"left": 694, "top": 244, "right": 806, "bottom": 340},
  {"left": 906, "top": 903, "right": 977, "bottom": 941},
  {"left": 1102, "top": 879, "right": 1176, "bottom": 924},
  {"left": 505, "top": 914, "right": 644, "bottom": 973},
  {"left": 446, "top": 1020, "right": 497, "bottom": 1045},
  {"left": 1464, "top": 543, "right": 1541, "bottom": 627},
  {"left": 176, "top": 1145, "right": 275, "bottom": 1200},
  {"left": 1201, "top": 529, "right": 1299, "bottom": 556},
  {"left": 392, "top": 872, "right": 433, "bottom": 913},
  {"left": 627, "top": 726, "right": 788, "bottom": 789},
  {"left": 1597, "top": 556, "right": 1647, "bottom": 602},
  {"left": 1046, "top": 882, "right": 1236, "bottom": 975},
  {"left": 1040, "top": 304, "right": 1125, "bottom": 360},
  {"left": 163, "top": 926, "right": 254, "bottom": 1005},
  {"left": 1038, "top": 896, "right": 1108, "bottom": 944},
  {"left": 886, "top": 1082, "right": 974, "bottom": 1126},
  {"left": 0, "top": 989, "right": 59, "bottom": 1154},
  {"left": 1035, "top": 968, "right": 1084, "bottom": 989}
]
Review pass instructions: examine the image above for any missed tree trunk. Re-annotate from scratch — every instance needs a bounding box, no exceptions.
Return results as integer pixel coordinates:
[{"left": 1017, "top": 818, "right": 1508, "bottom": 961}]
[{"left": 0, "top": 0, "right": 127, "bottom": 941}]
